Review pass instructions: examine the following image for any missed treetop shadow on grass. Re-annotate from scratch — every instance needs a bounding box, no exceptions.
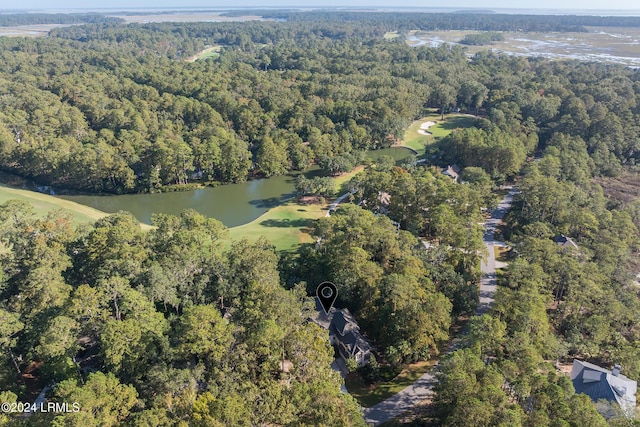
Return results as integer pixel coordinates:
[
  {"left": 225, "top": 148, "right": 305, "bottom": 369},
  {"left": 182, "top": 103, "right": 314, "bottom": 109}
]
[
  {"left": 259, "top": 218, "right": 312, "bottom": 228},
  {"left": 437, "top": 116, "right": 479, "bottom": 131},
  {"left": 248, "top": 195, "right": 293, "bottom": 208}
]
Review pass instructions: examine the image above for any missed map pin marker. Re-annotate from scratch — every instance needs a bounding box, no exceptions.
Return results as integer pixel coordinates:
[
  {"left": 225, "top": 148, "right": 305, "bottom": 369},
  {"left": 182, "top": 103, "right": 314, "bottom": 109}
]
[{"left": 316, "top": 281, "right": 338, "bottom": 315}]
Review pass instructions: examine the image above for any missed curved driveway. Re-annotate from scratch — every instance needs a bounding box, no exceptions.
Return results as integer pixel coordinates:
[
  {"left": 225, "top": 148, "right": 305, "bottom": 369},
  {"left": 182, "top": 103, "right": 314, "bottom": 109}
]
[{"left": 362, "top": 188, "right": 518, "bottom": 426}]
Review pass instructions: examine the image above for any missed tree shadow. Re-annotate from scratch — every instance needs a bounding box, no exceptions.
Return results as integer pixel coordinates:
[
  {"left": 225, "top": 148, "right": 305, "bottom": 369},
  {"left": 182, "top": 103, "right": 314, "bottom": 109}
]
[
  {"left": 438, "top": 116, "right": 478, "bottom": 131},
  {"left": 282, "top": 168, "right": 326, "bottom": 185},
  {"left": 248, "top": 196, "right": 290, "bottom": 208},
  {"left": 259, "top": 218, "right": 311, "bottom": 228}
]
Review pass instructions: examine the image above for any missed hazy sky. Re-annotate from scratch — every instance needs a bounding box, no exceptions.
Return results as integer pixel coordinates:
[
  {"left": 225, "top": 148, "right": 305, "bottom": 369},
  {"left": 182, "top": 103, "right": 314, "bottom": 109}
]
[{"left": 5, "top": 0, "right": 640, "bottom": 11}]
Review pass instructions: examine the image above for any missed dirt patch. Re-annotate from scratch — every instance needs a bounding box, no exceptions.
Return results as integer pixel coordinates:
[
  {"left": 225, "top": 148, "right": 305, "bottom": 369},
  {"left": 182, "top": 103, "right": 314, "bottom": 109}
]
[
  {"left": 556, "top": 361, "right": 574, "bottom": 376},
  {"left": 298, "top": 195, "right": 324, "bottom": 204},
  {"left": 593, "top": 170, "right": 640, "bottom": 203}
]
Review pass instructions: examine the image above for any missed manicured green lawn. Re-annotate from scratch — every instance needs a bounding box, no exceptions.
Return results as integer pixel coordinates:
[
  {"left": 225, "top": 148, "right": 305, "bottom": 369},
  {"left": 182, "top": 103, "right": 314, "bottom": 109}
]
[
  {"left": 333, "top": 166, "right": 364, "bottom": 194},
  {"left": 430, "top": 115, "right": 478, "bottom": 138},
  {"left": 226, "top": 202, "right": 326, "bottom": 251},
  {"left": 0, "top": 185, "right": 154, "bottom": 229},
  {"left": 402, "top": 115, "right": 440, "bottom": 155},
  {"left": 197, "top": 49, "right": 220, "bottom": 60},
  {"left": 226, "top": 167, "right": 365, "bottom": 251},
  {"left": 185, "top": 45, "right": 222, "bottom": 62},
  {"left": 345, "top": 361, "right": 435, "bottom": 407},
  {"left": 401, "top": 113, "right": 479, "bottom": 156},
  {"left": 0, "top": 185, "right": 108, "bottom": 225}
]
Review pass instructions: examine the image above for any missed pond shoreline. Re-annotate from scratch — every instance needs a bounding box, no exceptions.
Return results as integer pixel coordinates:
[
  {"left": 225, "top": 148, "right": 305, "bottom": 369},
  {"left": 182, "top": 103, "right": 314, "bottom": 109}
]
[{"left": 0, "top": 116, "right": 470, "bottom": 232}]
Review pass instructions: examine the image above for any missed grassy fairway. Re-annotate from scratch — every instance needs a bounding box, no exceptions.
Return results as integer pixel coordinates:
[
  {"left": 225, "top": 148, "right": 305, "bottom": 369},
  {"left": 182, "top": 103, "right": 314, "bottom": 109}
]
[
  {"left": 401, "top": 113, "right": 478, "bottom": 155},
  {"left": 333, "top": 165, "right": 364, "bottom": 193},
  {"left": 226, "top": 202, "right": 327, "bottom": 251},
  {"left": 0, "top": 185, "right": 154, "bottom": 229},
  {"left": 185, "top": 45, "right": 222, "bottom": 62},
  {"left": 0, "top": 185, "right": 108, "bottom": 225},
  {"left": 226, "top": 167, "right": 365, "bottom": 251}
]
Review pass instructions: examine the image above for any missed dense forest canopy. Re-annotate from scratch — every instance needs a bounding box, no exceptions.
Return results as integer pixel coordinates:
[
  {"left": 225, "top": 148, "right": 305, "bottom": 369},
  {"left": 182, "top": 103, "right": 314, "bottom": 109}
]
[
  {"left": 0, "top": 17, "right": 639, "bottom": 195},
  {"left": 0, "top": 206, "right": 366, "bottom": 425},
  {"left": 0, "top": 11, "right": 640, "bottom": 426}
]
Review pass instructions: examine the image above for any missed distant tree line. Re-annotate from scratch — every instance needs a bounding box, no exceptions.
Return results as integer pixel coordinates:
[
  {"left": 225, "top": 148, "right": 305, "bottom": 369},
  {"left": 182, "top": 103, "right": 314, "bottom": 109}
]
[
  {"left": 0, "top": 19, "right": 637, "bottom": 196},
  {"left": 0, "top": 13, "right": 123, "bottom": 26},
  {"left": 221, "top": 10, "right": 640, "bottom": 31},
  {"left": 459, "top": 31, "right": 504, "bottom": 45}
]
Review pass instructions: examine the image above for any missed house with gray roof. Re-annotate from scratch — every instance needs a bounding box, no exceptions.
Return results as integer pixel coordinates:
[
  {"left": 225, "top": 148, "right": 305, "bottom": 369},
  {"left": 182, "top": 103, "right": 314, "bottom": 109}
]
[
  {"left": 309, "top": 298, "right": 372, "bottom": 368},
  {"left": 554, "top": 234, "right": 579, "bottom": 250},
  {"left": 442, "top": 165, "right": 461, "bottom": 181},
  {"left": 571, "top": 360, "right": 637, "bottom": 417},
  {"left": 329, "top": 309, "right": 372, "bottom": 367}
]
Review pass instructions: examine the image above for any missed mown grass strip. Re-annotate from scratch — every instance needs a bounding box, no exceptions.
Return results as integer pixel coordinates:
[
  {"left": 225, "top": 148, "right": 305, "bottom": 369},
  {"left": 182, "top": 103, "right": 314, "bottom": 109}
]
[
  {"left": 226, "top": 167, "right": 365, "bottom": 251},
  {"left": 0, "top": 185, "right": 153, "bottom": 229}
]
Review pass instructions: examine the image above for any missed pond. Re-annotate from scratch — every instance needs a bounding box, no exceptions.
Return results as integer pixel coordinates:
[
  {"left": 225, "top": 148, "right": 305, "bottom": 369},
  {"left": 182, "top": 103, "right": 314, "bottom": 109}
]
[{"left": 59, "top": 147, "right": 415, "bottom": 227}]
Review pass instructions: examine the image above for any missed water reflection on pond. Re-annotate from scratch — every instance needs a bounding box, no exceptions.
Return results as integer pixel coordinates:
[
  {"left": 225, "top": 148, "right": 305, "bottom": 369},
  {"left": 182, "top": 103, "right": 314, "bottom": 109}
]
[{"left": 60, "top": 148, "right": 414, "bottom": 227}]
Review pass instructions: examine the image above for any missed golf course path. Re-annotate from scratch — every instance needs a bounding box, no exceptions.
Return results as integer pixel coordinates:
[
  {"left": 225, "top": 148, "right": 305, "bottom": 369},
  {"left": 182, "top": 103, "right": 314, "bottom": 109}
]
[
  {"left": 362, "top": 187, "right": 518, "bottom": 426},
  {"left": 327, "top": 189, "right": 357, "bottom": 216}
]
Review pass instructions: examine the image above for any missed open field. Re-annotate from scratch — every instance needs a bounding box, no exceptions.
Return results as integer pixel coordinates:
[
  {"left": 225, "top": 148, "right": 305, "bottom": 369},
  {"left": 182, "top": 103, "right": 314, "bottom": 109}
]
[
  {"left": 407, "top": 27, "right": 640, "bottom": 67},
  {"left": 401, "top": 113, "right": 479, "bottom": 155},
  {"left": 226, "top": 202, "right": 326, "bottom": 251},
  {"left": 0, "top": 185, "right": 108, "bottom": 225},
  {"left": 0, "top": 24, "right": 74, "bottom": 37},
  {"left": 333, "top": 165, "right": 364, "bottom": 194}
]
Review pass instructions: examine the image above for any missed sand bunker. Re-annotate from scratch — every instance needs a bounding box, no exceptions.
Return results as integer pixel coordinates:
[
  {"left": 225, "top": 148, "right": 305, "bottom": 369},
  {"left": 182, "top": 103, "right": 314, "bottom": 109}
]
[{"left": 417, "top": 121, "right": 437, "bottom": 135}]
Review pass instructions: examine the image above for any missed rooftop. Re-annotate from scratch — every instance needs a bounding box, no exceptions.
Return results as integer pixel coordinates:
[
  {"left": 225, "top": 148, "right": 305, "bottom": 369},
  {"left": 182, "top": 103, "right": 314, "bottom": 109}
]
[{"left": 571, "top": 360, "right": 637, "bottom": 417}]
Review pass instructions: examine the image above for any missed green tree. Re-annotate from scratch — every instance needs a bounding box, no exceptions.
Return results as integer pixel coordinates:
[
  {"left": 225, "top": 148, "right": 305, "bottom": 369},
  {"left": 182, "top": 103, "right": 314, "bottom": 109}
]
[
  {"left": 256, "top": 135, "right": 288, "bottom": 177},
  {"left": 51, "top": 372, "right": 138, "bottom": 427},
  {"left": 175, "top": 304, "right": 232, "bottom": 366},
  {"left": 78, "top": 212, "right": 147, "bottom": 282}
]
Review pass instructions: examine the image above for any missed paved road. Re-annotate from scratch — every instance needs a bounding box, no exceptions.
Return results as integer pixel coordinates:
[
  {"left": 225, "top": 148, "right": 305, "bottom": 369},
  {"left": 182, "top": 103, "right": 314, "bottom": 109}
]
[
  {"left": 477, "top": 188, "right": 518, "bottom": 314},
  {"left": 362, "top": 188, "right": 518, "bottom": 426}
]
